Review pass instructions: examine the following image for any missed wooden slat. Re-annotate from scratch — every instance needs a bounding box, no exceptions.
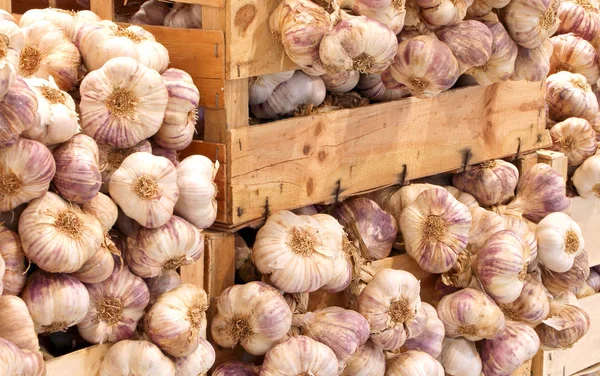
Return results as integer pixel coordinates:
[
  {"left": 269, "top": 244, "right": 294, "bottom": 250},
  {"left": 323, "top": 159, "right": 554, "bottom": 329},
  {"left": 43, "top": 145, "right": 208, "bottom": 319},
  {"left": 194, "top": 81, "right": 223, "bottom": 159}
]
[
  {"left": 227, "top": 80, "right": 550, "bottom": 225},
  {"left": 513, "top": 360, "right": 532, "bottom": 376},
  {"left": 46, "top": 344, "right": 111, "bottom": 376},
  {"left": 178, "top": 0, "right": 225, "bottom": 6},
  {"left": 513, "top": 152, "right": 540, "bottom": 178},
  {"left": 533, "top": 293, "right": 600, "bottom": 376},
  {"left": 537, "top": 149, "right": 569, "bottom": 181},
  {"left": 0, "top": 0, "right": 10, "bottom": 12},
  {"left": 90, "top": 0, "right": 114, "bottom": 20},
  {"left": 180, "top": 250, "right": 205, "bottom": 287},
  {"left": 226, "top": 0, "right": 298, "bottom": 79},
  {"left": 196, "top": 77, "right": 225, "bottom": 109},
  {"left": 203, "top": 230, "right": 235, "bottom": 300},
  {"left": 570, "top": 196, "right": 600, "bottom": 267}
]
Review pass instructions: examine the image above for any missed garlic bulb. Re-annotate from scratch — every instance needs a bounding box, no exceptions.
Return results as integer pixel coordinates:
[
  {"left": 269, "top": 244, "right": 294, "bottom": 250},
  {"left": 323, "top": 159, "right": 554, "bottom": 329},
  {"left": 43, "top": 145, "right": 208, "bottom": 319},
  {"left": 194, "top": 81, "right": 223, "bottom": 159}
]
[
  {"left": 390, "top": 35, "right": 460, "bottom": 98},
  {"left": 76, "top": 23, "right": 169, "bottom": 73},
  {"left": 467, "top": 207, "right": 504, "bottom": 254},
  {"left": 371, "top": 184, "right": 445, "bottom": 227},
  {"left": 556, "top": 0, "right": 600, "bottom": 42},
  {"left": 253, "top": 211, "right": 341, "bottom": 293},
  {"left": 445, "top": 186, "right": 480, "bottom": 209},
  {"left": 321, "top": 71, "right": 360, "bottom": 93},
  {"left": 52, "top": 134, "right": 101, "bottom": 204},
  {"left": 572, "top": 155, "right": 600, "bottom": 198},
  {"left": 481, "top": 321, "right": 540, "bottom": 376},
  {"left": 453, "top": 159, "right": 519, "bottom": 207},
  {"left": 319, "top": 12, "right": 397, "bottom": 75},
  {"left": 82, "top": 193, "right": 118, "bottom": 234},
  {"left": 19, "top": 8, "right": 84, "bottom": 41},
  {"left": 0, "top": 76, "right": 38, "bottom": 148},
  {"left": 116, "top": 208, "right": 140, "bottom": 238},
  {"left": 0, "top": 225, "right": 25, "bottom": 295},
  {"left": 550, "top": 34, "right": 600, "bottom": 84},
  {"left": 0, "top": 138, "right": 55, "bottom": 212},
  {"left": 126, "top": 216, "right": 203, "bottom": 278},
  {"left": 506, "top": 163, "right": 571, "bottom": 223},
  {"left": 21, "top": 349, "right": 45, "bottom": 376},
  {"left": 212, "top": 362, "right": 261, "bottom": 376},
  {"left": 400, "top": 188, "right": 472, "bottom": 273},
  {"left": 261, "top": 335, "right": 338, "bottom": 376},
  {"left": 541, "top": 251, "right": 590, "bottom": 296},
  {"left": 437, "top": 288, "right": 506, "bottom": 340},
  {"left": 536, "top": 212, "right": 584, "bottom": 273},
  {"left": 356, "top": 73, "right": 411, "bottom": 102},
  {"left": 0, "top": 20, "right": 24, "bottom": 67},
  {"left": 0, "top": 337, "right": 25, "bottom": 375},
  {"left": 357, "top": 269, "right": 426, "bottom": 350},
  {"left": 164, "top": 4, "right": 203, "bottom": 29},
  {"left": 440, "top": 337, "right": 483, "bottom": 376},
  {"left": 19, "top": 192, "right": 104, "bottom": 273},
  {"left": 19, "top": 21, "right": 80, "bottom": 91},
  {"left": 466, "top": 22, "right": 518, "bottom": 85},
  {"left": 546, "top": 71, "right": 598, "bottom": 123},
  {"left": 145, "top": 270, "right": 181, "bottom": 305},
  {"left": 499, "top": 275, "right": 550, "bottom": 327},
  {"left": 502, "top": 0, "right": 560, "bottom": 49},
  {"left": 22, "top": 77, "right": 79, "bottom": 146},
  {"left": 98, "top": 140, "right": 152, "bottom": 193},
  {"left": 211, "top": 281, "right": 292, "bottom": 355},
  {"left": 131, "top": 0, "right": 171, "bottom": 26},
  {"left": 152, "top": 143, "right": 180, "bottom": 166},
  {"left": 401, "top": 303, "right": 445, "bottom": 357},
  {"left": 21, "top": 271, "right": 90, "bottom": 334},
  {"left": 250, "top": 71, "right": 326, "bottom": 119},
  {"left": 467, "top": 0, "right": 493, "bottom": 18},
  {"left": 154, "top": 68, "right": 199, "bottom": 151},
  {"left": 341, "top": 340, "right": 386, "bottom": 376},
  {"left": 269, "top": 0, "right": 330, "bottom": 76},
  {"left": 535, "top": 297, "right": 590, "bottom": 350},
  {"left": 330, "top": 197, "right": 397, "bottom": 260},
  {"left": 249, "top": 71, "right": 295, "bottom": 105},
  {"left": 0, "top": 296, "right": 38, "bottom": 353},
  {"left": 175, "top": 155, "right": 219, "bottom": 229},
  {"left": 344, "top": 0, "right": 406, "bottom": 33},
  {"left": 587, "top": 268, "right": 600, "bottom": 292},
  {"left": 99, "top": 340, "right": 176, "bottom": 376},
  {"left": 0, "top": 10, "right": 15, "bottom": 23},
  {"left": 173, "top": 337, "right": 215, "bottom": 376},
  {"left": 434, "top": 20, "right": 493, "bottom": 73},
  {"left": 512, "top": 38, "right": 553, "bottom": 82},
  {"left": 550, "top": 118, "right": 597, "bottom": 166},
  {"left": 385, "top": 350, "right": 444, "bottom": 376},
  {"left": 71, "top": 240, "right": 115, "bottom": 284},
  {"left": 80, "top": 57, "right": 168, "bottom": 148}
]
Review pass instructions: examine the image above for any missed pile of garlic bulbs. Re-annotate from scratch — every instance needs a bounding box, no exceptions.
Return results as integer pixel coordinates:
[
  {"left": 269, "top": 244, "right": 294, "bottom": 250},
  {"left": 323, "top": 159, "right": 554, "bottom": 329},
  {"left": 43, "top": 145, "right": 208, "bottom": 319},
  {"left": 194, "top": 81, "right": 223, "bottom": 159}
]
[
  {"left": 0, "top": 7, "right": 219, "bottom": 375},
  {"left": 217, "top": 158, "right": 593, "bottom": 375}
]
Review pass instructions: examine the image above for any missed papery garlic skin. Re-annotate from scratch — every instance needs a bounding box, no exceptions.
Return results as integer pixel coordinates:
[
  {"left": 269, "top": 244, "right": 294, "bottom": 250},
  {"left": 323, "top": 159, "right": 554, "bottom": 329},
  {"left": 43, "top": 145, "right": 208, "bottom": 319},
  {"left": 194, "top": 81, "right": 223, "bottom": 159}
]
[
  {"left": 437, "top": 288, "right": 506, "bottom": 341},
  {"left": 0, "top": 138, "right": 55, "bottom": 212},
  {"left": 126, "top": 216, "right": 203, "bottom": 278},
  {"left": 346, "top": 0, "right": 407, "bottom": 34},
  {"left": 21, "top": 349, "right": 45, "bottom": 376},
  {"left": 453, "top": 159, "right": 519, "bottom": 207},
  {"left": 341, "top": 340, "right": 386, "bottom": 376},
  {"left": 249, "top": 71, "right": 295, "bottom": 105},
  {"left": 173, "top": 337, "right": 215, "bottom": 376},
  {"left": 546, "top": 71, "right": 598, "bottom": 123},
  {"left": 321, "top": 71, "right": 360, "bottom": 93},
  {"left": 390, "top": 35, "right": 460, "bottom": 98},
  {"left": 145, "top": 270, "right": 182, "bottom": 305},
  {"left": 541, "top": 251, "right": 590, "bottom": 296},
  {"left": 502, "top": 0, "right": 560, "bottom": 49},
  {"left": 512, "top": 38, "right": 553, "bottom": 82},
  {"left": 499, "top": 275, "right": 550, "bottom": 327},
  {"left": 164, "top": 3, "right": 203, "bottom": 29},
  {"left": 109, "top": 152, "right": 179, "bottom": 229},
  {"left": 19, "top": 192, "right": 104, "bottom": 273},
  {"left": 211, "top": 281, "right": 292, "bottom": 355},
  {"left": 212, "top": 362, "right": 260, "bottom": 376},
  {"left": 467, "top": 207, "right": 504, "bottom": 254},
  {"left": 550, "top": 118, "right": 597, "bottom": 166},
  {"left": 400, "top": 188, "right": 472, "bottom": 273},
  {"left": 401, "top": 303, "right": 445, "bottom": 357},
  {"left": 71, "top": 241, "right": 115, "bottom": 284},
  {"left": 0, "top": 295, "right": 39, "bottom": 353},
  {"left": 385, "top": 350, "right": 444, "bottom": 376},
  {"left": 0, "top": 76, "right": 38, "bottom": 148},
  {"left": 80, "top": 57, "right": 168, "bottom": 148},
  {"left": 572, "top": 155, "right": 600, "bottom": 198},
  {"left": 357, "top": 269, "right": 425, "bottom": 350},
  {"left": 440, "top": 337, "right": 483, "bottom": 376},
  {"left": 0, "top": 225, "right": 25, "bottom": 295},
  {"left": 98, "top": 140, "right": 152, "bottom": 193},
  {"left": 481, "top": 321, "right": 540, "bottom": 376},
  {"left": 0, "top": 20, "right": 24, "bottom": 67},
  {"left": 550, "top": 34, "right": 600, "bottom": 84},
  {"left": 269, "top": 0, "right": 330, "bottom": 76},
  {"left": 536, "top": 212, "right": 584, "bottom": 273},
  {"left": 21, "top": 271, "right": 90, "bottom": 334},
  {"left": 356, "top": 72, "right": 411, "bottom": 102},
  {"left": 434, "top": 21, "right": 493, "bottom": 73},
  {"left": 418, "top": 0, "right": 474, "bottom": 27},
  {"left": 175, "top": 155, "right": 219, "bottom": 229},
  {"left": 82, "top": 193, "right": 118, "bottom": 234},
  {"left": 99, "top": 340, "right": 176, "bottom": 376},
  {"left": 0, "top": 337, "right": 25, "bottom": 375},
  {"left": 557, "top": 0, "right": 600, "bottom": 42},
  {"left": 261, "top": 335, "right": 338, "bottom": 376},
  {"left": 131, "top": 0, "right": 171, "bottom": 26},
  {"left": 535, "top": 298, "right": 590, "bottom": 350},
  {"left": 587, "top": 268, "right": 600, "bottom": 292},
  {"left": 466, "top": 22, "right": 518, "bottom": 85}
]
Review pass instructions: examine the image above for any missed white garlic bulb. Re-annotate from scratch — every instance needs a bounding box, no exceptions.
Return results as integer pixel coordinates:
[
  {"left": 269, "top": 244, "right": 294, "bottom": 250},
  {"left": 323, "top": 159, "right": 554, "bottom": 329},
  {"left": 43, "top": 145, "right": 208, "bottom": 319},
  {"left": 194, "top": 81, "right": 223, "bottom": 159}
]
[
  {"left": 249, "top": 71, "right": 295, "bottom": 105},
  {"left": 21, "top": 271, "right": 90, "bottom": 334},
  {"left": 19, "top": 192, "right": 104, "bottom": 273},
  {"left": 536, "top": 212, "right": 584, "bottom": 273},
  {"left": 98, "top": 140, "right": 152, "bottom": 193},
  {"left": 81, "top": 192, "right": 118, "bottom": 234},
  {"left": 99, "top": 340, "right": 176, "bottom": 376},
  {"left": 261, "top": 335, "right": 338, "bottom": 376},
  {"left": 172, "top": 337, "right": 215, "bottom": 376},
  {"left": 357, "top": 269, "right": 426, "bottom": 350},
  {"left": 385, "top": 350, "right": 445, "bottom": 376},
  {"left": 211, "top": 281, "right": 292, "bottom": 355},
  {"left": 550, "top": 118, "right": 597, "bottom": 166},
  {"left": 440, "top": 337, "right": 482, "bottom": 376},
  {"left": 126, "top": 215, "right": 203, "bottom": 278},
  {"left": 502, "top": 0, "right": 560, "bottom": 49},
  {"left": 0, "top": 225, "right": 25, "bottom": 295},
  {"left": 109, "top": 152, "right": 179, "bottom": 229},
  {"left": 550, "top": 34, "right": 600, "bottom": 84},
  {"left": 175, "top": 155, "right": 219, "bottom": 229},
  {"left": 321, "top": 71, "right": 360, "bottom": 93},
  {"left": 466, "top": 22, "right": 518, "bottom": 85},
  {"left": 546, "top": 71, "right": 598, "bottom": 123},
  {"left": 572, "top": 155, "right": 600, "bottom": 198},
  {"left": 400, "top": 188, "right": 472, "bottom": 273},
  {"left": 145, "top": 284, "right": 208, "bottom": 357},
  {"left": 80, "top": 57, "right": 168, "bottom": 148},
  {"left": 164, "top": 3, "right": 202, "bottom": 29},
  {"left": 481, "top": 319, "right": 540, "bottom": 375},
  {"left": 0, "top": 20, "right": 24, "bottom": 67},
  {"left": 0, "top": 76, "right": 39, "bottom": 148}
]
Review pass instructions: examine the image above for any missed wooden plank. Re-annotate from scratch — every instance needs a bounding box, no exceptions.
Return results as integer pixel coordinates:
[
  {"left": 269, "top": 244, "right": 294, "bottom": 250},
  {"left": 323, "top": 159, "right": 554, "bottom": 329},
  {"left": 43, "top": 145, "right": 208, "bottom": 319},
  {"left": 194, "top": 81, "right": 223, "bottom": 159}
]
[
  {"left": 178, "top": 0, "right": 225, "bottom": 6},
  {"left": 0, "top": 0, "right": 10, "bottom": 12},
  {"left": 46, "top": 344, "right": 111, "bottom": 376},
  {"left": 513, "top": 152, "right": 539, "bottom": 178},
  {"left": 537, "top": 149, "right": 569, "bottom": 181},
  {"left": 513, "top": 360, "right": 532, "bottom": 376},
  {"left": 226, "top": 0, "right": 298, "bottom": 79},
  {"left": 227, "top": 80, "right": 550, "bottom": 224},
  {"left": 532, "top": 293, "right": 600, "bottom": 376},
  {"left": 179, "top": 141, "right": 228, "bottom": 224},
  {"left": 196, "top": 77, "right": 225, "bottom": 109},
  {"left": 180, "top": 251, "right": 205, "bottom": 287},
  {"left": 90, "top": 0, "right": 114, "bottom": 20},
  {"left": 570, "top": 197, "right": 600, "bottom": 267},
  {"left": 203, "top": 230, "right": 235, "bottom": 300}
]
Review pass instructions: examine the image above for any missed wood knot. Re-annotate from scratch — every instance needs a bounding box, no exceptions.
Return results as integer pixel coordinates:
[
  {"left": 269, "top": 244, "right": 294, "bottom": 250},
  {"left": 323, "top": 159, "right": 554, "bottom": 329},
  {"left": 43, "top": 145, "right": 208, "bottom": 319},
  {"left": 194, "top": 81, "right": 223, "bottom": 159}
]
[
  {"left": 303, "top": 144, "right": 311, "bottom": 155},
  {"left": 318, "top": 150, "right": 327, "bottom": 162},
  {"left": 234, "top": 4, "right": 257, "bottom": 35}
]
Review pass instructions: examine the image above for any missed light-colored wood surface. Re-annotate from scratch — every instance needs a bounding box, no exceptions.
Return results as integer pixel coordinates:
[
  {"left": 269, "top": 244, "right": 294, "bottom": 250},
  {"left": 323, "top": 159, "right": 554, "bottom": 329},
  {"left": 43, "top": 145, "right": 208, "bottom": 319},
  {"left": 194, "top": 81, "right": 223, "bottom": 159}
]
[
  {"left": 180, "top": 249, "right": 205, "bottom": 287},
  {"left": 533, "top": 293, "right": 600, "bottom": 376},
  {"left": 513, "top": 152, "right": 540, "bottom": 178},
  {"left": 513, "top": 360, "right": 533, "bottom": 376},
  {"left": 179, "top": 0, "right": 225, "bottom": 6},
  {"left": 46, "top": 344, "right": 111, "bottom": 376},
  {"left": 90, "top": 0, "right": 113, "bottom": 20},
  {"left": 570, "top": 196, "right": 600, "bottom": 267},
  {"left": 537, "top": 149, "right": 569, "bottom": 181},
  {"left": 203, "top": 230, "right": 236, "bottom": 300},
  {"left": 226, "top": 80, "right": 549, "bottom": 225}
]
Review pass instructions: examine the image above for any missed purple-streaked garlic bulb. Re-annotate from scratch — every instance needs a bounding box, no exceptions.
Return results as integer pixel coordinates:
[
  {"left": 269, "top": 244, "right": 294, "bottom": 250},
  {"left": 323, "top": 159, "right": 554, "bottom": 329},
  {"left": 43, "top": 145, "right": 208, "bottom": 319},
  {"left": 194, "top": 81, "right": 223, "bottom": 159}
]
[
  {"left": 97, "top": 141, "right": 152, "bottom": 193},
  {"left": 467, "top": 207, "right": 505, "bottom": 254},
  {"left": 452, "top": 159, "right": 519, "bottom": 207},
  {"left": 346, "top": 0, "right": 407, "bottom": 34},
  {"left": 341, "top": 340, "right": 386, "bottom": 376},
  {"left": 502, "top": 0, "right": 560, "bottom": 49},
  {"left": 541, "top": 251, "right": 590, "bottom": 296},
  {"left": 556, "top": 0, "right": 600, "bottom": 42},
  {"left": 434, "top": 20, "right": 493, "bottom": 73},
  {"left": 535, "top": 294, "right": 590, "bottom": 350},
  {"left": 212, "top": 362, "right": 260, "bottom": 376},
  {"left": 81, "top": 192, "right": 118, "bottom": 234},
  {"left": 512, "top": 38, "right": 554, "bottom": 82},
  {"left": 549, "top": 117, "right": 597, "bottom": 167},
  {"left": 401, "top": 303, "right": 445, "bottom": 357},
  {"left": 0, "top": 225, "right": 25, "bottom": 295},
  {"left": 546, "top": 71, "right": 598, "bottom": 123},
  {"left": 550, "top": 34, "right": 599, "bottom": 84},
  {"left": 499, "top": 275, "right": 550, "bottom": 328},
  {"left": 466, "top": 22, "right": 518, "bottom": 85},
  {"left": 71, "top": 240, "right": 115, "bottom": 284},
  {"left": 481, "top": 321, "right": 540, "bottom": 376},
  {"left": 0, "top": 77, "right": 38, "bottom": 148},
  {"left": 172, "top": 337, "right": 215, "bottom": 376}
]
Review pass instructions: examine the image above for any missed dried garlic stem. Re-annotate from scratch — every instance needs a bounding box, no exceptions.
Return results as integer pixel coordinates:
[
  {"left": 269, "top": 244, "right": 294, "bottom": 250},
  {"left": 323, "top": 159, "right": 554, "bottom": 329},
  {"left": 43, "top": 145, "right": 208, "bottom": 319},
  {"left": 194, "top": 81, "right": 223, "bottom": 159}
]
[
  {"left": 133, "top": 176, "right": 159, "bottom": 200},
  {"left": 40, "top": 85, "right": 66, "bottom": 104},
  {"left": 593, "top": 184, "right": 600, "bottom": 198},
  {"left": 163, "top": 256, "right": 187, "bottom": 271},
  {"left": 564, "top": 230, "right": 580, "bottom": 254},
  {"left": 106, "top": 88, "right": 138, "bottom": 118},
  {"left": 0, "top": 173, "right": 22, "bottom": 197},
  {"left": 289, "top": 228, "right": 314, "bottom": 256},
  {"left": 228, "top": 316, "right": 253, "bottom": 342},
  {"left": 19, "top": 45, "right": 42, "bottom": 76},
  {"left": 54, "top": 211, "right": 83, "bottom": 239},
  {"left": 389, "top": 299, "right": 415, "bottom": 325},
  {"left": 539, "top": 6, "right": 557, "bottom": 30},
  {"left": 423, "top": 215, "right": 447, "bottom": 242},
  {"left": 114, "top": 27, "right": 142, "bottom": 42},
  {"left": 458, "top": 325, "right": 478, "bottom": 336},
  {"left": 41, "top": 321, "right": 68, "bottom": 334},
  {"left": 97, "top": 297, "right": 124, "bottom": 325}
]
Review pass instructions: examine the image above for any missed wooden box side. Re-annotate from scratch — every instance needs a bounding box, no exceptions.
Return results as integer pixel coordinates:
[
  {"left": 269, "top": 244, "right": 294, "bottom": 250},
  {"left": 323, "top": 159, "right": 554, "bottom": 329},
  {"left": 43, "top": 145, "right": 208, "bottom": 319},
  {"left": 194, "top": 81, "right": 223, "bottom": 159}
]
[{"left": 46, "top": 344, "right": 111, "bottom": 376}]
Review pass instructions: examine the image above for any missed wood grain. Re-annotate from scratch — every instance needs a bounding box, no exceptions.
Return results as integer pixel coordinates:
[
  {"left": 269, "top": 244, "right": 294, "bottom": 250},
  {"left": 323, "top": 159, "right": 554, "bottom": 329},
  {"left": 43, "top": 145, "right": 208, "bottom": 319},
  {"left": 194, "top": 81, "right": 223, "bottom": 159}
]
[
  {"left": 90, "top": 0, "right": 113, "bottom": 20},
  {"left": 178, "top": 0, "right": 225, "bottom": 6},
  {"left": 46, "top": 344, "right": 112, "bottom": 376},
  {"left": 226, "top": 80, "right": 550, "bottom": 225},
  {"left": 533, "top": 293, "right": 600, "bottom": 376},
  {"left": 203, "top": 230, "right": 236, "bottom": 299},
  {"left": 180, "top": 250, "right": 205, "bottom": 287},
  {"left": 537, "top": 149, "right": 569, "bottom": 181},
  {"left": 0, "top": 0, "right": 10, "bottom": 12},
  {"left": 571, "top": 196, "right": 600, "bottom": 267}
]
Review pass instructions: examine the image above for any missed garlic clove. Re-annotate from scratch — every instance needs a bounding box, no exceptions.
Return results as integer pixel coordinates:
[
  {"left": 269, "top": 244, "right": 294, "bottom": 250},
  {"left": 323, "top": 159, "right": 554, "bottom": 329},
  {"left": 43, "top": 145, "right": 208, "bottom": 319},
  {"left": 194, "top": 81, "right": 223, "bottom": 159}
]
[
  {"left": 550, "top": 34, "right": 600, "bottom": 84},
  {"left": 145, "top": 270, "right": 182, "bottom": 305},
  {"left": 512, "top": 38, "right": 553, "bottom": 82},
  {"left": 71, "top": 239, "right": 115, "bottom": 284},
  {"left": 0, "top": 76, "right": 38, "bottom": 148},
  {"left": 452, "top": 159, "right": 519, "bottom": 207},
  {"left": 501, "top": 0, "right": 560, "bottom": 49},
  {"left": 572, "top": 154, "right": 600, "bottom": 198},
  {"left": 341, "top": 339, "right": 386, "bottom": 376},
  {"left": 535, "top": 298, "right": 590, "bottom": 350},
  {"left": 385, "top": 350, "right": 445, "bottom": 376},
  {"left": 467, "top": 207, "right": 505, "bottom": 254},
  {"left": 81, "top": 192, "right": 118, "bottom": 234},
  {"left": 541, "top": 250, "right": 590, "bottom": 296},
  {"left": 0, "top": 295, "right": 39, "bottom": 353},
  {"left": 212, "top": 361, "right": 260, "bottom": 376},
  {"left": 435, "top": 20, "right": 493, "bottom": 73},
  {"left": 164, "top": 3, "right": 202, "bottom": 29},
  {"left": 536, "top": 212, "right": 585, "bottom": 273},
  {"left": 172, "top": 337, "right": 215, "bottom": 376},
  {"left": 440, "top": 337, "right": 483, "bottom": 376},
  {"left": 499, "top": 274, "right": 550, "bottom": 327},
  {"left": 481, "top": 321, "right": 540, "bottom": 376},
  {"left": 549, "top": 117, "right": 597, "bottom": 166},
  {"left": 249, "top": 71, "right": 295, "bottom": 105},
  {"left": 466, "top": 22, "right": 518, "bottom": 85},
  {"left": 261, "top": 335, "right": 339, "bottom": 376},
  {"left": 0, "top": 225, "right": 26, "bottom": 295},
  {"left": 546, "top": 71, "right": 598, "bottom": 123},
  {"left": 99, "top": 340, "right": 176, "bottom": 376},
  {"left": 401, "top": 302, "right": 445, "bottom": 358}
]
